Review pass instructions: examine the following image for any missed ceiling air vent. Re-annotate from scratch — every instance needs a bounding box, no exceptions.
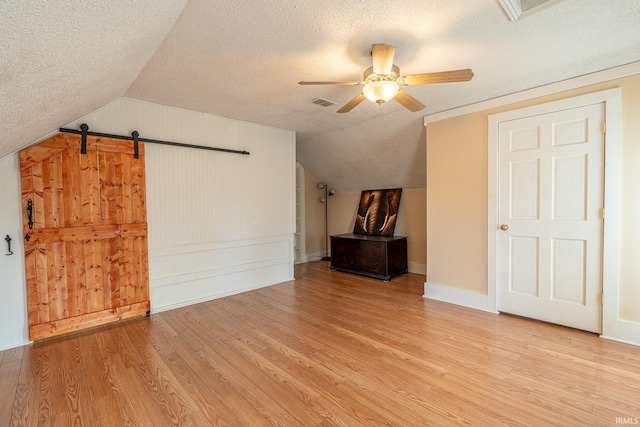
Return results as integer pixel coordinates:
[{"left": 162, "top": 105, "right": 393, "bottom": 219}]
[{"left": 311, "top": 97, "right": 337, "bottom": 107}]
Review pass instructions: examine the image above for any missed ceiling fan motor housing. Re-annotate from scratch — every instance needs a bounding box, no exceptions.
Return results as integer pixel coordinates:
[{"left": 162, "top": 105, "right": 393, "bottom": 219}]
[{"left": 364, "top": 65, "right": 400, "bottom": 83}]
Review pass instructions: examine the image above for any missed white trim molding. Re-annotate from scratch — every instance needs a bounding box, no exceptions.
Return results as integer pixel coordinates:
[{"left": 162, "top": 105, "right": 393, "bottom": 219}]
[
  {"left": 601, "top": 320, "right": 640, "bottom": 347},
  {"left": 424, "top": 61, "right": 640, "bottom": 125},
  {"left": 498, "top": 0, "right": 567, "bottom": 22},
  {"left": 497, "top": 0, "right": 522, "bottom": 22},
  {"left": 423, "top": 282, "right": 498, "bottom": 314},
  {"left": 408, "top": 262, "right": 426, "bottom": 276}
]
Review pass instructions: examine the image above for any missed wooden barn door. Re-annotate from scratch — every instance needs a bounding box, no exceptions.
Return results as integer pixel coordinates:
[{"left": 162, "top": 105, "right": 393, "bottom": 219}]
[{"left": 20, "top": 133, "right": 150, "bottom": 340}]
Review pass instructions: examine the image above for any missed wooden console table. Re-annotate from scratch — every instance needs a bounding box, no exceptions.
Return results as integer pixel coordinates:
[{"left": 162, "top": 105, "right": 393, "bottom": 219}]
[{"left": 330, "top": 233, "right": 408, "bottom": 281}]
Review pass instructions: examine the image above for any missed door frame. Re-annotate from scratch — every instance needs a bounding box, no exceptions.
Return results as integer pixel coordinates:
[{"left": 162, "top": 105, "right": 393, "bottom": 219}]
[{"left": 487, "top": 87, "right": 622, "bottom": 337}]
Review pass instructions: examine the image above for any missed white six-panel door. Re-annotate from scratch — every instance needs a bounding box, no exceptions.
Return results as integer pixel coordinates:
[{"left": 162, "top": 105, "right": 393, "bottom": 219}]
[{"left": 497, "top": 103, "right": 605, "bottom": 333}]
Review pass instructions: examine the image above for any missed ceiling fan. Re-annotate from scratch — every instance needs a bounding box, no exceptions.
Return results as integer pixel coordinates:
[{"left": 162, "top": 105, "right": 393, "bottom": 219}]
[{"left": 299, "top": 43, "right": 474, "bottom": 113}]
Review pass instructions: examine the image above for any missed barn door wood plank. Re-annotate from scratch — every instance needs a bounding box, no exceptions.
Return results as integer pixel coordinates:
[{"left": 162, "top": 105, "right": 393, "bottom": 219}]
[
  {"left": 38, "top": 134, "right": 83, "bottom": 151},
  {"left": 52, "top": 154, "right": 65, "bottom": 229},
  {"left": 120, "top": 153, "right": 133, "bottom": 225},
  {"left": 113, "top": 153, "right": 125, "bottom": 225},
  {"left": 46, "top": 242, "right": 68, "bottom": 321},
  {"left": 80, "top": 150, "right": 100, "bottom": 225},
  {"left": 18, "top": 225, "right": 121, "bottom": 244},
  {"left": 45, "top": 245, "right": 57, "bottom": 321},
  {"left": 65, "top": 241, "right": 87, "bottom": 317},
  {"left": 91, "top": 137, "right": 137, "bottom": 155},
  {"left": 62, "top": 148, "right": 83, "bottom": 227},
  {"left": 19, "top": 145, "right": 66, "bottom": 171},
  {"left": 99, "top": 151, "right": 118, "bottom": 226},
  {"left": 57, "top": 241, "right": 70, "bottom": 321},
  {"left": 124, "top": 238, "right": 133, "bottom": 307},
  {"left": 131, "top": 155, "right": 146, "bottom": 224},
  {"left": 28, "top": 301, "right": 150, "bottom": 341},
  {"left": 41, "top": 159, "right": 54, "bottom": 229},
  {"left": 133, "top": 237, "right": 149, "bottom": 303},
  {"left": 34, "top": 244, "right": 49, "bottom": 324},
  {"left": 42, "top": 154, "right": 66, "bottom": 229},
  {"left": 105, "top": 238, "right": 121, "bottom": 310},
  {"left": 24, "top": 245, "right": 40, "bottom": 326},
  {"left": 86, "top": 240, "right": 104, "bottom": 313}
]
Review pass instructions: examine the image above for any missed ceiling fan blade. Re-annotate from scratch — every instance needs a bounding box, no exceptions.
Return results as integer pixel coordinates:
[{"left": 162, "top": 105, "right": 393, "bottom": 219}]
[
  {"left": 337, "top": 93, "right": 367, "bottom": 113},
  {"left": 298, "top": 81, "right": 361, "bottom": 85},
  {"left": 372, "top": 44, "right": 396, "bottom": 75},
  {"left": 394, "top": 89, "right": 425, "bottom": 112},
  {"left": 401, "top": 69, "right": 474, "bottom": 85}
]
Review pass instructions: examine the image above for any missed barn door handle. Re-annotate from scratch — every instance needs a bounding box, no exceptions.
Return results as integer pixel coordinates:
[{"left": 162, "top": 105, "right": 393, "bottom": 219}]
[
  {"left": 4, "top": 235, "right": 12, "bottom": 256},
  {"left": 27, "top": 199, "right": 33, "bottom": 229}
]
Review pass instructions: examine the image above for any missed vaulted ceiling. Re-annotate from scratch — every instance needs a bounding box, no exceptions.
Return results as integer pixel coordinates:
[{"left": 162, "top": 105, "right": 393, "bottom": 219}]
[{"left": 1, "top": 0, "right": 639, "bottom": 192}]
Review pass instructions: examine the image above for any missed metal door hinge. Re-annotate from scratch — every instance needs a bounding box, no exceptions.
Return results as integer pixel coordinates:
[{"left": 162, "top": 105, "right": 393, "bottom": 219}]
[
  {"left": 599, "top": 208, "right": 605, "bottom": 220},
  {"left": 602, "top": 121, "right": 606, "bottom": 134}
]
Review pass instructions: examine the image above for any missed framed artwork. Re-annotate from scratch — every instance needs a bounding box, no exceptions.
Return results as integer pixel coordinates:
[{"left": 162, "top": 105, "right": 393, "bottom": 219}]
[{"left": 353, "top": 188, "right": 402, "bottom": 236}]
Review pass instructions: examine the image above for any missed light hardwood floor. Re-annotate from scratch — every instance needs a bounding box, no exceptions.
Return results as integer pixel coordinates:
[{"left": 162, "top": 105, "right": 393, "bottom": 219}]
[{"left": 1, "top": 262, "right": 639, "bottom": 426}]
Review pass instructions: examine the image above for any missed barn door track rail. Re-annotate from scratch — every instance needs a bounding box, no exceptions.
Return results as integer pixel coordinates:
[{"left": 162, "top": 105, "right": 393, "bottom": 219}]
[{"left": 59, "top": 123, "right": 250, "bottom": 158}]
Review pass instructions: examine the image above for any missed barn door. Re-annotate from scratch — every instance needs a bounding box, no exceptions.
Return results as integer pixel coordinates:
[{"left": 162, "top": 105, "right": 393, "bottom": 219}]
[{"left": 20, "top": 133, "right": 150, "bottom": 340}]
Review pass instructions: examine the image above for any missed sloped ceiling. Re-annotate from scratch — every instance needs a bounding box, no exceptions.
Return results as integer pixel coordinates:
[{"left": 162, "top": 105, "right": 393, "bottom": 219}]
[
  {"left": 0, "top": 0, "right": 189, "bottom": 157},
  {"left": 1, "top": 0, "right": 639, "bottom": 193}
]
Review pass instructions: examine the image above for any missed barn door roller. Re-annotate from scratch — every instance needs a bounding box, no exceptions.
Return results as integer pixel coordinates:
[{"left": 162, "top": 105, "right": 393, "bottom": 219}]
[
  {"left": 60, "top": 124, "right": 250, "bottom": 158},
  {"left": 80, "top": 123, "right": 88, "bottom": 154}
]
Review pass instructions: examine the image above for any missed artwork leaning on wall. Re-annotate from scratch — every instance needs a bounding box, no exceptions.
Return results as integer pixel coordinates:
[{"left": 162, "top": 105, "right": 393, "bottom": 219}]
[{"left": 353, "top": 188, "right": 402, "bottom": 236}]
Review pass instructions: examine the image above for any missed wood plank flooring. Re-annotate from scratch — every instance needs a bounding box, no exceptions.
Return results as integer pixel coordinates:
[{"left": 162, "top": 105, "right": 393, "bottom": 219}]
[{"left": 1, "top": 261, "right": 640, "bottom": 426}]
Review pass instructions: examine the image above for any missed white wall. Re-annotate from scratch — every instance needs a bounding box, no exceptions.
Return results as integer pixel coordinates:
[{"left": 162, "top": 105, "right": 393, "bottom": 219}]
[
  {"left": 66, "top": 98, "right": 296, "bottom": 313},
  {"left": 0, "top": 154, "right": 28, "bottom": 350},
  {"left": 0, "top": 98, "right": 296, "bottom": 350}
]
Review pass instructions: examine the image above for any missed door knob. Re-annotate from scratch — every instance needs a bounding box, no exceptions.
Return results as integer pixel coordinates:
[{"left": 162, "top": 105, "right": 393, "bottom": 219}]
[{"left": 500, "top": 224, "right": 509, "bottom": 231}]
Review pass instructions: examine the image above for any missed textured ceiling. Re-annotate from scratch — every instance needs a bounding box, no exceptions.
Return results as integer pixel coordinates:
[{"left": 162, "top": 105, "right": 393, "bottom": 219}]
[
  {"left": 0, "top": 0, "right": 189, "bottom": 157},
  {"left": 1, "top": 0, "right": 639, "bottom": 192}
]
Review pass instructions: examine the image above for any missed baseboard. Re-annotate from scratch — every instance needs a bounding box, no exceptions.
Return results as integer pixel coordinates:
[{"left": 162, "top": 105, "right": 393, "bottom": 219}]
[
  {"left": 423, "top": 281, "right": 497, "bottom": 314},
  {"left": 408, "top": 262, "right": 426, "bottom": 275},
  {"left": 151, "top": 275, "right": 292, "bottom": 314},
  {"left": 302, "top": 255, "right": 424, "bottom": 274},
  {"left": 0, "top": 339, "right": 31, "bottom": 352},
  {"left": 303, "top": 252, "right": 326, "bottom": 263},
  {"left": 601, "top": 319, "right": 640, "bottom": 347},
  {"left": 424, "top": 282, "right": 640, "bottom": 347}
]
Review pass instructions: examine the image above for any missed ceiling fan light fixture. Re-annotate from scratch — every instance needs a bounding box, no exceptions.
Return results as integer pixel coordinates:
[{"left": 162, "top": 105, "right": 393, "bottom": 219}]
[{"left": 363, "top": 80, "right": 399, "bottom": 105}]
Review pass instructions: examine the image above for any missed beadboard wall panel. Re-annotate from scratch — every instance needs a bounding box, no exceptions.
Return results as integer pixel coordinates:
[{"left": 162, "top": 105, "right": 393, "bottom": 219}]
[
  {"left": 150, "top": 237, "right": 291, "bottom": 279},
  {"left": 150, "top": 254, "right": 292, "bottom": 312},
  {"left": 68, "top": 98, "right": 296, "bottom": 312},
  {"left": 0, "top": 154, "right": 29, "bottom": 350}
]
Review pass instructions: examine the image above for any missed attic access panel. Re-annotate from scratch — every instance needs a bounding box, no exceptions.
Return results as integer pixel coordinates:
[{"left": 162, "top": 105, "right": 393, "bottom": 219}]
[{"left": 499, "top": 0, "right": 567, "bottom": 21}]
